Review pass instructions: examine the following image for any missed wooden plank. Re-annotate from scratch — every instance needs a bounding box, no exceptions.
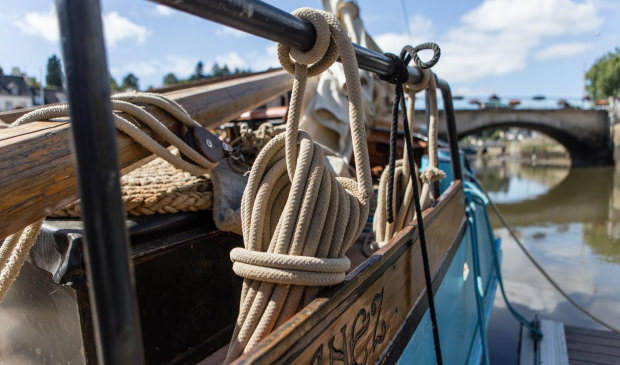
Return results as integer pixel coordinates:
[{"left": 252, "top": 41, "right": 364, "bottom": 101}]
[
  {"left": 565, "top": 326, "right": 620, "bottom": 341},
  {"left": 0, "top": 70, "right": 292, "bottom": 239},
  {"left": 539, "top": 320, "right": 569, "bottom": 365},
  {"left": 568, "top": 349, "right": 620, "bottom": 365},
  {"left": 566, "top": 333, "right": 620, "bottom": 349},
  {"left": 567, "top": 341, "right": 620, "bottom": 357},
  {"left": 233, "top": 182, "right": 465, "bottom": 364},
  {"left": 519, "top": 323, "right": 536, "bottom": 365}
]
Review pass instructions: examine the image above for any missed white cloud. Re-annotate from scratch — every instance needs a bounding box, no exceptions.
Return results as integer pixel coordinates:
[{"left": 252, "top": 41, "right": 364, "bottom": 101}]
[
  {"left": 216, "top": 27, "right": 247, "bottom": 38},
  {"left": 249, "top": 45, "right": 281, "bottom": 71},
  {"left": 452, "top": 86, "right": 494, "bottom": 96},
  {"left": 534, "top": 42, "right": 593, "bottom": 60},
  {"left": 375, "top": 0, "right": 602, "bottom": 84},
  {"left": 14, "top": 8, "right": 58, "bottom": 42},
  {"left": 14, "top": 8, "right": 150, "bottom": 47},
  {"left": 154, "top": 5, "right": 173, "bottom": 16},
  {"left": 111, "top": 61, "right": 158, "bottom": 79},
  {"left": 215, "top": 52, "right": 247, "bottom": 70},
  {"left": 165, "top": 55, "right": 200, "bottom": 78},
  {"left": 103, "top": 12, "right": 150, "bottom": 46},
  {"left": 375, "top": 14, "right": 434, "bottom": 54}
]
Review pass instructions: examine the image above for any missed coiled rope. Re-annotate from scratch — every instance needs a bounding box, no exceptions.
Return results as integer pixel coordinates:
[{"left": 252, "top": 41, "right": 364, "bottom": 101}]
[
  {"left": 225, "top": 8, "right": 372, "bottom": 362},
  {"left": 373, "top": 44, "right": 445, "bottom": 364},
  {"left": 373, "top": 45, "right": 445, "bottom": 246},
  {"left": 0, "top": 92, "right": 217, "bottom": 302}
]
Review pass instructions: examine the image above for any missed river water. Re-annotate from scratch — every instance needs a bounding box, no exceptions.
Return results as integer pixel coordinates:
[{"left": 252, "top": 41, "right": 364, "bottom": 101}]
[{"left": 471, "top": 158, "right": 620, "bottom": 364}]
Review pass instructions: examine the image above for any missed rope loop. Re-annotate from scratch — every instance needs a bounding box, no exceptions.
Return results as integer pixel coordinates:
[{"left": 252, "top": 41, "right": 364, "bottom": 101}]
[
  {"left": 230, "top": 247, "right": 350, "bottom": 286},
  {"left": 336, "top": 1, "right": 359, "bottom": 21},
  {"left": 374, "top": 42, "right": 445, "bottom": 245},
  {"left": 277, "top": 8, "right": 339, "bottom": 77},
  {"left": 401, "top": 42, "right": 441, "bottom": 69}
]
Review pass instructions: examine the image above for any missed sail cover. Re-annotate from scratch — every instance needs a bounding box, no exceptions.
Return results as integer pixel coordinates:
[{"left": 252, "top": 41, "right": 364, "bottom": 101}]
[{"left": 299, "top": 0, "right": 392, "bottom": 176}]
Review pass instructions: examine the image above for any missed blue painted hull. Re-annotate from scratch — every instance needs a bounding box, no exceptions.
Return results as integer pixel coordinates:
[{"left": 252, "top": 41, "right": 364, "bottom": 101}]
[{"left": 399, "top": 156, "right": 499, "bottom": 364}]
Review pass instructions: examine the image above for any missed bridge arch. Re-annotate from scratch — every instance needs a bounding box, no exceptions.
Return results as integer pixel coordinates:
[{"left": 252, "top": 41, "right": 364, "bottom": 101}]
[
  {"left": 434, "top": 109, "right": 613, "bottom": 167},
  {"left": 458, "top": 120, "right": 585, "bottom": 164}
]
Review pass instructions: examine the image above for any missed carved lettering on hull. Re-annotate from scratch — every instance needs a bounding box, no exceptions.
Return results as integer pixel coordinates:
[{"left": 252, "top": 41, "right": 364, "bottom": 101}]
[{"left": 310, "top": 288, "right": 386, "bottom": 365}]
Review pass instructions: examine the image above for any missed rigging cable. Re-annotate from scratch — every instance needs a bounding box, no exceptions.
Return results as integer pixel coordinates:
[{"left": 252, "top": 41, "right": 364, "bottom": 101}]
[
  {"left": 381, "top": 43, "right": 444, "bottom": 364},
  {"left": 400, "top": 0, "right": 412, "bottom": 38}
]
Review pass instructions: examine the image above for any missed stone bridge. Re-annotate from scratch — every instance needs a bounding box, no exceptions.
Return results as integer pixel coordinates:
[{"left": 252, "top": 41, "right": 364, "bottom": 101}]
[{"left": 434, "top": 109, "right": 612, "bottom": 166}]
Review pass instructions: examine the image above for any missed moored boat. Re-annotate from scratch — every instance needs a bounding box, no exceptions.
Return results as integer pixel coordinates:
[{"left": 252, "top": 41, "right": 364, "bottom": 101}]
[{"left": 0, "top": 1, "right": 501, "bottom": 364}]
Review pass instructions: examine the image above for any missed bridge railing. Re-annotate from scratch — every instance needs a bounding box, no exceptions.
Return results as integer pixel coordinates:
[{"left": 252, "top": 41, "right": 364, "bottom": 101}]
[{"left": 409, "top": 95, "right": 603, "bottom": 111}]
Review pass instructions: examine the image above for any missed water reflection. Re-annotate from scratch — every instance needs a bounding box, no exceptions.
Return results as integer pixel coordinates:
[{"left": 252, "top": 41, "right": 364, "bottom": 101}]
[{"left": 471, "top": 158, "right": 620, "bottom": 364}]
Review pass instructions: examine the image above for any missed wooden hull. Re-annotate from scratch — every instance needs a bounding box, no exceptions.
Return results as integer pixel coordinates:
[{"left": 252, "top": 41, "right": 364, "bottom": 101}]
[
  {"left": 233, "top": 179, "right": 499, "bottom": 364},
  {"left": 0, "top": 167, "right": 498, "bottom": 364}
]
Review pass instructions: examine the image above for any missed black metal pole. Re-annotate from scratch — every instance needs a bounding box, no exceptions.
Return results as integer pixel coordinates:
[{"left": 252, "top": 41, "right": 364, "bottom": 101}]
[
  {"left": 437, "top": 78, "right": 463, "bottom": 181},
  {"left": 149, "top": 0, "right": 423, "bottom": 82},
  {"left": 56, "top": 0, "right": 145, "bottom": 364}
]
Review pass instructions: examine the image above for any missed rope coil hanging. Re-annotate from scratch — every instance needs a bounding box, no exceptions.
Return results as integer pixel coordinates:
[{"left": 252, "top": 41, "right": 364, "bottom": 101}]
[
  {"left": 0, "top": 92, "right": 219, "bottom": 302},
  {"left": 373, "top": 44, "right": 445, "bottom": 246},
  {"left": 226, "top": 8, "right": 372, "bottom": 362},
  {"left": 372, "top": 43, "right": 445, "bottom": 364}
]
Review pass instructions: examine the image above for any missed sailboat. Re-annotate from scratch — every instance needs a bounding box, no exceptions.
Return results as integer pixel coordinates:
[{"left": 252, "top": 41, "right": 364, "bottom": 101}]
[{"left": 0, "top": 0, "right": 500, "bottom": 364}]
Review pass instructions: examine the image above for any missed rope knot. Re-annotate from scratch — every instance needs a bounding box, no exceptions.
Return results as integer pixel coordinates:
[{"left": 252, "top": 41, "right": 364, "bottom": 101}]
[
  {"left": 230, "top": 248, "right": 350, "bottom": 286},
  {"left": 277, "top": 8, "right": 340, "bottom": 77},
  {"left": 420, "top": 167, "right": 446, "bottom": 184},
  {"left": 401, "top": 42, "right": 441, "bottom": 69},
  {"left": 379, "top": 53, "right": 409, "bottom": 84}
]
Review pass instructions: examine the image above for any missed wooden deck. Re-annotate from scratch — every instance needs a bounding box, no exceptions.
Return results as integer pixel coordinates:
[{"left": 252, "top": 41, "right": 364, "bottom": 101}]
[
  {"left": 520, "top": 319, "right": 620, "bottom": 365},
  {"left": 565, "top": 325, "right": 620, "bottom": 365}
]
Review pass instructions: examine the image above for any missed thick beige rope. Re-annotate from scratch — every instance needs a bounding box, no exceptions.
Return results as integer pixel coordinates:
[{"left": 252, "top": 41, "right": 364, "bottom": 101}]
[
  {"left": 0, "top": 220, "right": 43, "bottom": 300},
  {"left": 373, "top": 70, "right": 445, "bottom": 246},
  {"left": 0, "top": 92, "right": 217, "bottom": 302},
  {"left": 225, "top": 8, "right": 372, "bottom": 362},
  {"left": 52, "top": 157, "right": 213, "bottom": 217}
]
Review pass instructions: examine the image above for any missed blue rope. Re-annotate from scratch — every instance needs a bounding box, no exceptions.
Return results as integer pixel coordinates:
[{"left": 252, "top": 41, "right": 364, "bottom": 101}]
[
  {"left": 465, "top": 200, "right": 490, "bottom": 365},
  {"left": 464, "top": 181, "right": 544, "bottom": 340}
]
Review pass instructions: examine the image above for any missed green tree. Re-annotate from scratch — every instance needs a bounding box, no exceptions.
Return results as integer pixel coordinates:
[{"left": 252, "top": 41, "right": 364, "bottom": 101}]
[
  {"left": 211, "top": 62, "right": 231, "bottom": 77},
  {"left": 110, "top": 76, "right": 121, "bottom": 92},
  {"left": 46, "top": 54, "right": 63, "bottom": 88},
  {"left": 0, "top": 66, "right": 3, "bottom": 75},
  {"left": 195, "top": 61, "right": 204, "bottom": 78},
  {"left": 189, "top": 61, "right": 205, "bottom": 81},
  {"left": 586, "top": 48, "right": 620, "bottom": 99},
  {"left": 163, "top": 72, "right": 179, "bottom": 85},
  {"left": 121, "top": 73, "right": 139, "bottom": 90},
  {"left": 27, "top": 77, "right": 41, "bottom": 88}
]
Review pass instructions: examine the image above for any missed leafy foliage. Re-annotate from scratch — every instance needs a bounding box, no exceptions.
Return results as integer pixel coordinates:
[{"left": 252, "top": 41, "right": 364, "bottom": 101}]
[
  {"left": 27, "top": 77, "right": 41, "bottom": 88},
  {"left": 46, "top": 55, "right": 63, "bottom": 88},
  {"left": 121, "top": 73, "right": 139, "bottom": 90},
  {"left": 110, "top": 76, "right": 121, "bottom": 92},
  {"left": 163, "top": 72, "right": 179, "bottom": 85},
  {"left": 586, "top": 48, "right": 620, "bottom": 99}
]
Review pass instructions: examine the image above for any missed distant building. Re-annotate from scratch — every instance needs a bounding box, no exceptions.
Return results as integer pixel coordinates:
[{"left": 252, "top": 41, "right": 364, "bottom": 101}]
[
  {"left": 0, "top": 67, "right": 66, "bottom": 112},
  {"left": 31, "top": 87, "right": 67, "bottom": 105},
  {"left": 0, "top": 68, "right": 33, "bottom": 111}
]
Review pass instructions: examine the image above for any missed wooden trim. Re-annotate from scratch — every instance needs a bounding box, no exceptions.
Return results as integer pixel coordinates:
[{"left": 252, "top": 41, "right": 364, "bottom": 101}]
[
  {"left": 379, "top": 218, "right": 468, "bottom": 363},
  {"left": 234, "top": 181, "right": 465, "bottom": 364},
  {"left": 0, "top": 70, "right": 292, "bottom": 238}
]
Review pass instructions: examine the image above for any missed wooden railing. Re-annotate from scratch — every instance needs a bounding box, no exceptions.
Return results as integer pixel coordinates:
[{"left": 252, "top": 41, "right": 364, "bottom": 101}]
[{"left": 0, "top": 69, "right": 292, "bottom": 239}]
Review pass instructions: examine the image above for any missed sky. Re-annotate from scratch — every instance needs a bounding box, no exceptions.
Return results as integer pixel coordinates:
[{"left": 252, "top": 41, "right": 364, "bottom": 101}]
[{"left": 1, "top": 0, "right": 619, "bottom": 98}]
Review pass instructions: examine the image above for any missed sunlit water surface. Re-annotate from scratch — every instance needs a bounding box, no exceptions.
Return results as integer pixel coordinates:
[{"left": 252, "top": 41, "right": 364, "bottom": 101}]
[{"left": 471, "top": 158, "right": 620, "bottom": 364}]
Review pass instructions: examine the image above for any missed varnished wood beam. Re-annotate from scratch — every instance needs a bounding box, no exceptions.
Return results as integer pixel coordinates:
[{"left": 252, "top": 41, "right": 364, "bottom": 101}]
[{"left": 0, "top": 69, "right": 292, "bottom": 239}]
